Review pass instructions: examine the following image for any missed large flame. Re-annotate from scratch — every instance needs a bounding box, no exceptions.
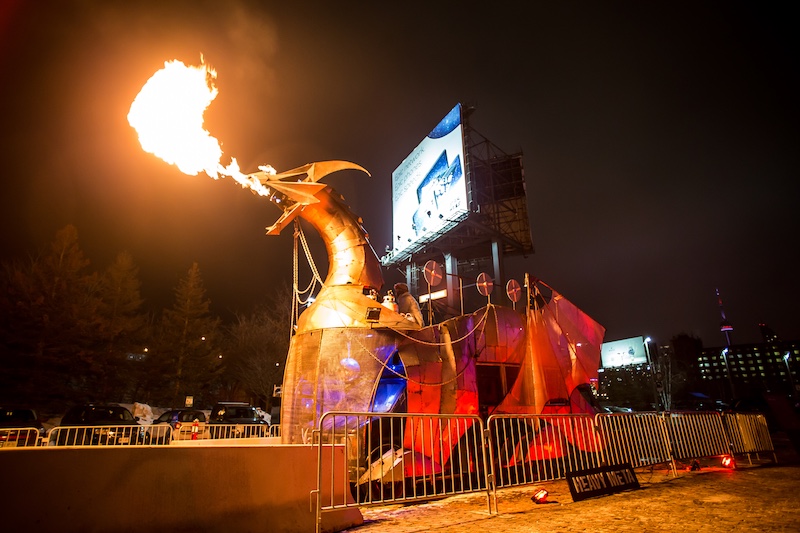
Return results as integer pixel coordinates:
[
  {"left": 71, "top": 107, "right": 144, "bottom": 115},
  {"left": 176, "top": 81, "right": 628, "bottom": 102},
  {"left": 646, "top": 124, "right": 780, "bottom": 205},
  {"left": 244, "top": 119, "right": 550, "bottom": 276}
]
[{"left": 128, "top": 59, "right": 274, "bottom": 194}]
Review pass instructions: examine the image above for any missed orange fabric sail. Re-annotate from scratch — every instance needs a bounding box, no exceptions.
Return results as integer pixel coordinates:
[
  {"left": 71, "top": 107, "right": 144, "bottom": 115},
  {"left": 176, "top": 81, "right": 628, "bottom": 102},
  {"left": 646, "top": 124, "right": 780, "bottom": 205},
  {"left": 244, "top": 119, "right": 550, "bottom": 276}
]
[{"left": 496, "top": 287, "right": 605, "bottom": 414}]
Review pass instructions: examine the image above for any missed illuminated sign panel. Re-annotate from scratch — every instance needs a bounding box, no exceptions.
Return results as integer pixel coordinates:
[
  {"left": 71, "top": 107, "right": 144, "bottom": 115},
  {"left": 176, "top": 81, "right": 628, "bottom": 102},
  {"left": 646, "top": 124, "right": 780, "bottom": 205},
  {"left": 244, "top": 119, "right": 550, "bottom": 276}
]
[
  {"left": 600, "top": 336, "right": 648, "bottom": 368},
  {"left": 391, "top": 103, "right": 467, "bottom": 256}
]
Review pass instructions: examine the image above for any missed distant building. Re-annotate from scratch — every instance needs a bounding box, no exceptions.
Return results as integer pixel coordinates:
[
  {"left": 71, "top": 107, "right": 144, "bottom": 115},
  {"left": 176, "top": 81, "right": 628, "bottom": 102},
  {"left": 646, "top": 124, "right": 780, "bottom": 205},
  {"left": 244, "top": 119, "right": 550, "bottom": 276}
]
[
  {"left": 597, "top": 364, "right": 657, "bottom": 410},
  {"left": 699, "top": 340, "right": 800, "bottom": 398}
]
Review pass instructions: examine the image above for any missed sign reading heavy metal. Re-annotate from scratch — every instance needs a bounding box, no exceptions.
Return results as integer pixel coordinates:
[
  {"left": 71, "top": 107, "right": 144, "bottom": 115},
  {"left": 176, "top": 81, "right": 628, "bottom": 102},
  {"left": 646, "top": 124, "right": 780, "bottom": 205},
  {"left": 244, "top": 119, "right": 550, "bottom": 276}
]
[{"left": 566, "top": 464, "right": 640, "bottom": 501}]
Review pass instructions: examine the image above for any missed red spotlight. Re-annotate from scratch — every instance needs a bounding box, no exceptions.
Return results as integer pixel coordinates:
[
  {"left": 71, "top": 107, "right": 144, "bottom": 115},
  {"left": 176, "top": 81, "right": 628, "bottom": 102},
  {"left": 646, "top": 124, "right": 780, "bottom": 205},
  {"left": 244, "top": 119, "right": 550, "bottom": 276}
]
[
  {"left": 531, "top": 488, "right": 549, "bottom": 504},
  {"left": 721, "top": 455, "right": 736, "bottom": 469}
]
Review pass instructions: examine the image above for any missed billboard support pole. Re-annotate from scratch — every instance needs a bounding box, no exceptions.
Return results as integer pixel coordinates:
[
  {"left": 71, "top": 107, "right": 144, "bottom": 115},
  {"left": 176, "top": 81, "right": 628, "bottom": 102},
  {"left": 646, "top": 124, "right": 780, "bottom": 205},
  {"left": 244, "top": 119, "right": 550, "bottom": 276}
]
[
  {"left": 445, "top": 252, "right": 460, "bottom": 314},
  {"left": 491, "top": 240, "right": 504, "bottom": 306},
  {"left": 644, "top": 337, "right": 661, "bottom": 412}
]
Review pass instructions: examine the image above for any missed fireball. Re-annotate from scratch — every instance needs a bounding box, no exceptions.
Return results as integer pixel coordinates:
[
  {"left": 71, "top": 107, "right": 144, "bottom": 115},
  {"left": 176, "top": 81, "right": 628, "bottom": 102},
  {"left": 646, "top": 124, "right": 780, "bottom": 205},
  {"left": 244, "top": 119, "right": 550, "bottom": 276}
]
[{"left": 128, "top": 59, "right": 273, "bottom": 195}]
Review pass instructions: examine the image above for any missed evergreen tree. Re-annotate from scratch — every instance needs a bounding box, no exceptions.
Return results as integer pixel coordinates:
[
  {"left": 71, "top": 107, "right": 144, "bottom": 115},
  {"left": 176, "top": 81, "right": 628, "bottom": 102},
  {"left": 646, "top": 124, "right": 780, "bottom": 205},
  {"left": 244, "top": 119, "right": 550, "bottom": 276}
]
[
  {"left": 156, "top": 263, "right": 220, "bottom": 406},
  {"left": 94, "top": 251, "right": 146, "bottom": 400},
  {"left": 0, "top": 225, "right": 100, "bottom": 405}
]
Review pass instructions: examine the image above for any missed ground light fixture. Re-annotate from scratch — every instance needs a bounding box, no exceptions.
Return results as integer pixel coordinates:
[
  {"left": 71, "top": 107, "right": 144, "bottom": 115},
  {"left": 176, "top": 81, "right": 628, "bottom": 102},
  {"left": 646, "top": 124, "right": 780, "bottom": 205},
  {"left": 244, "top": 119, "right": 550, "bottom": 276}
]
[
  {"left": 686, "top": 459, "right": 701, "bottom": 471},
  {"left": 721, "top": 455, "right": 736, "bottom": 469},
  {"left": 531, "top": 488, "right": 549, "bottom": 504}
]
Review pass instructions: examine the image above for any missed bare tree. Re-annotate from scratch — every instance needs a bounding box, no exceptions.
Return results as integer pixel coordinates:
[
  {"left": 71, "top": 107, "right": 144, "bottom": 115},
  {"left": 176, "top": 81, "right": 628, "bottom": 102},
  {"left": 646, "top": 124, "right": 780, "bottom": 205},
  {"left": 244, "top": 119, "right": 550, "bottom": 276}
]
[{"left": 222, "top": 284, "right": 293, "bottom": 407}]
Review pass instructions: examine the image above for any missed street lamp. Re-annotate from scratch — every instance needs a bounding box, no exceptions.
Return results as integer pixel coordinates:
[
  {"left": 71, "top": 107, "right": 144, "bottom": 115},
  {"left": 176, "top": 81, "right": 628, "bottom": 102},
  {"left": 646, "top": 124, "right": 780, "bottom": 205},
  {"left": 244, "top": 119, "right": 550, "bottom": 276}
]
[
  {"left": 721, "top": 347, "right": 737, "bottom": 400},
  {"left": 643, "top": 337, "right": 660, "bottom": 411},
  {"left": 784, "top": 352, "right": 796, "bottom": 396}
]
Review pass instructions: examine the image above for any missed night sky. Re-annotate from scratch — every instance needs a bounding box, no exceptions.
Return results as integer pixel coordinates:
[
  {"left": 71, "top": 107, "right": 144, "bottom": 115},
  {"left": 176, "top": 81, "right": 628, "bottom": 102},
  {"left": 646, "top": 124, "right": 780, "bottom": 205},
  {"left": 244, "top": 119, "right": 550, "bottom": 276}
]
[{"left": 1, "top": 1, "right": 797, "bottom": 347}]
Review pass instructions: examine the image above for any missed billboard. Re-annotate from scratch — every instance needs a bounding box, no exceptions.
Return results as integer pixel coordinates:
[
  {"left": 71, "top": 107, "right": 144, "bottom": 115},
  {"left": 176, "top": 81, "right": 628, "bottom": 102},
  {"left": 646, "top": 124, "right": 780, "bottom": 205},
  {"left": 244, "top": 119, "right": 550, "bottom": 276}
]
[
  {"left": 600, "top": 336, "right": 648, "bottom": 368},
  {"left": 391, "top": 103, "right": 468, "bottom": 257}
]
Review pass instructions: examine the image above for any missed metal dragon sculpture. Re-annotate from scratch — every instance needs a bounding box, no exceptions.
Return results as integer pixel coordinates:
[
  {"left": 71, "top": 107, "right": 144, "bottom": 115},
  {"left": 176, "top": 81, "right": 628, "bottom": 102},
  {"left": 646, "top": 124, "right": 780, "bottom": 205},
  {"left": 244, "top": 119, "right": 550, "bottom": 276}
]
[{"left": 248, "top": 161, "right": 605, "bottom": 451}]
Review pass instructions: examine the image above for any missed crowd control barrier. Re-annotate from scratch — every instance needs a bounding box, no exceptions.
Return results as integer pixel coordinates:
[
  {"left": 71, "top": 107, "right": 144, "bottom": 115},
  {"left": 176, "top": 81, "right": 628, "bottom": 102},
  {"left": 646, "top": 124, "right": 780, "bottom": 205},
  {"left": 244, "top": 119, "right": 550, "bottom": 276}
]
[
  {"left": 0, "top": 427, "right": 42, "bottom": 447},
  {"left": 662, "top": 411, "right": 731, "bottom": 461},
  {"left": 20, "top": 423, "right": 278, "bottom": 447},
  {"left": 595, "top": 412, "right": 675, "bottom": 475},
  {"left": 48, "top": 424, "right": 155, "bottom": 446},
  {"left": 487, "top": 413, "right": 604, "bottom": 489},
  {"left": 722, "top": 412, "right": 776, "bottom": 463},
  {"left": 313, "top": 411, "right": 490, "bottom": 533},
  {"left": 207, "top": 423, "right": 269, "bottom": 439},
  {"left": 312, "top": 409, "right": 776, "bottom": 527}
]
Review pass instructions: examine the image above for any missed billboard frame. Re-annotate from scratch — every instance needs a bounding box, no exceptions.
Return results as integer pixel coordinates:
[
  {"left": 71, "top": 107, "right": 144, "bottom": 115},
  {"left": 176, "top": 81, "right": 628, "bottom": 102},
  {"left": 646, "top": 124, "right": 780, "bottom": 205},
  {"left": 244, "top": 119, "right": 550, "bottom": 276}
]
[{"left": 388, "top": 103, "right": 470, "bottom": 260}]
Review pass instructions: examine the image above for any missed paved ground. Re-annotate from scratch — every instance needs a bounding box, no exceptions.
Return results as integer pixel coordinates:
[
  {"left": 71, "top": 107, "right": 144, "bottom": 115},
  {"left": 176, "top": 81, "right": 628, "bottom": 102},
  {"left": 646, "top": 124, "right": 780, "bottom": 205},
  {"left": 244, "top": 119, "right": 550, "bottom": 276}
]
[{"left": 343, "top": 433, "right": 800, "bottom": 533}]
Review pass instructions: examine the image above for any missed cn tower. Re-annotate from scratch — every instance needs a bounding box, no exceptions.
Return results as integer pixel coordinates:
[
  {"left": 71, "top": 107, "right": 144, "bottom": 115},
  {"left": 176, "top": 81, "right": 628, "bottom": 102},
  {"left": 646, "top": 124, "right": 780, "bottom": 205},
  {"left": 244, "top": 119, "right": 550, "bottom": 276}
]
[{"left": 716, "top": 288, "right": 733, "bottom": 346}]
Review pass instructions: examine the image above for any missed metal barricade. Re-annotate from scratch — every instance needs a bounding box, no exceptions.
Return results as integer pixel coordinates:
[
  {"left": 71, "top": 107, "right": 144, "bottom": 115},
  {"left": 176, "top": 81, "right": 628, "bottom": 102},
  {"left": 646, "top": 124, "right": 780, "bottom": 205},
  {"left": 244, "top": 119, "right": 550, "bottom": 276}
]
[
  {"left": 145, "top": 425, "right": 174, "bottom": 444},
  {"left": 662, "top": 411, "right": 731, "bottom": 461},
  {"left": 722, "top": 412, "right": 776, "bottom": 463},
  {"left": 487, "top": 413, "right": 605, "bottom": 490},
  {"left": 48, "top": 424, "right": 151, "bottom": 446},
  {"left": 595, "top": 412, "right": 675, "bottom": 474},
  {"left": 269, "top": 424, "right": 281, "bottom": 438},
  {"left": 309, "top": 408, "right": 778, "bottom": 529},
  {"left": 0, "top": 427, "right": 42, "bottom": 448},
  {"left": 206, "top": 423, "right": 268, "bottom": 440},
  {"left": 314, "top": 412, "right": 490, "bottom": 533}
]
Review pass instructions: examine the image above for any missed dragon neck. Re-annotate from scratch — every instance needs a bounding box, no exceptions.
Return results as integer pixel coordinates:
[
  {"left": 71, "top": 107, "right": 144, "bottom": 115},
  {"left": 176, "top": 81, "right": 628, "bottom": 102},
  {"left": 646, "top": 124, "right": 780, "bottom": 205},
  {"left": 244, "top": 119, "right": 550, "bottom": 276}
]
[{"left": 300, "top": 186, "right": 384, "bottom": 289}]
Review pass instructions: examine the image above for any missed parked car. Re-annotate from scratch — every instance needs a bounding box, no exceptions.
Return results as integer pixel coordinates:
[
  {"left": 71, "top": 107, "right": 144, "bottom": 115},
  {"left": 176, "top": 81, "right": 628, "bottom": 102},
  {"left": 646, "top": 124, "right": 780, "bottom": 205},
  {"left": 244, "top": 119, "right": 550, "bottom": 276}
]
[
  {"left": 208, "top": 402, "right": 267, "bottom": 425},
  {"left": 603, "top": 405, "right": 633, "bottom": 413},
  {"left": 152, "top": 409, "right": 209, "bottom": 442},
  {"left": 0, "top": 407, "right": 45, "bottom": 447},
  {"left": 55, "top": 404, "right": 145, "bottom": 446},
  {"left": 208, "top": 402, "right": 267, "bottom": 438}
]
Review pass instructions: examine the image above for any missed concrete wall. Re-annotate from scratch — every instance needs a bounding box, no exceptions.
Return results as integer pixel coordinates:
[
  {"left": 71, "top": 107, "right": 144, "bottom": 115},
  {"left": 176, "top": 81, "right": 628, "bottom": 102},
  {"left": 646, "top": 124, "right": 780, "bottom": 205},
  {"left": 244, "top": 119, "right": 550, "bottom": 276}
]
[{"left": 0, "top": 444, "right": 362, "bottom": 533}]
